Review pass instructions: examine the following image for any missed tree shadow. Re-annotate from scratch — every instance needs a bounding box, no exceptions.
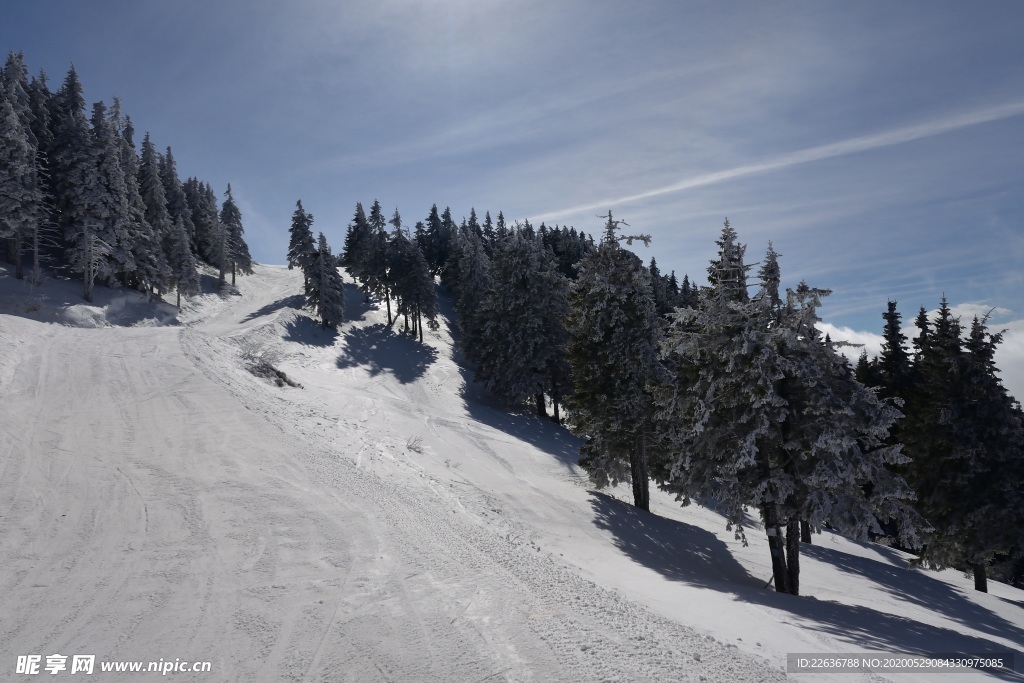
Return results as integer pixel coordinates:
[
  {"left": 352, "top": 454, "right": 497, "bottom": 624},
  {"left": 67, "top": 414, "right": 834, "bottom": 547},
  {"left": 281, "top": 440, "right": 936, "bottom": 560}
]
[
  {"left": 801, "top": 542, "right": 1024, "bottom": 650},
  {"left": 282, "top": 314, "right": 338, "bottom": 347},
  {"left": 590, "top": 493, "right": 1024, "bottom": 678},
  {"left": 336, "top": 323, "right": 438, "bottom": 384},
  {"left": 343, "top": 282, "right": 374, "bottom": 322},
  {"left": 241, "top": 294, "right": 306, "bottom": 322},
  {"left": 453, "top": 350, "right": 583, "bottom": 474},
  {"left": 589, "top": 491, "right": 762, "bottom": 590}
]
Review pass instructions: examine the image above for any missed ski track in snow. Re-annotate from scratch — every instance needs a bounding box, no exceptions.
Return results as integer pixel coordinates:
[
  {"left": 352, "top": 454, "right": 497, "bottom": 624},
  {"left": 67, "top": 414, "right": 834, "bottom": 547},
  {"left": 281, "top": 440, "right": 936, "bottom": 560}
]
[{"left": 2, "top": 264, "right": 1021, "bottom": 682}]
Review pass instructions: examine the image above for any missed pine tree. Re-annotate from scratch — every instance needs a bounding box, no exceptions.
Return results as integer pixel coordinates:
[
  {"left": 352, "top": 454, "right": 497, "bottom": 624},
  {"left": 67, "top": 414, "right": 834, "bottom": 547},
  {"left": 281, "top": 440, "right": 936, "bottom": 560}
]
[
  {"left": 48, "top": 67, "right": 94, "bottom": 271},
  {"left": 160, "top": 146, "right": 195, "bottom": 254},
  {"left": 475, "top": 231, "right": 569, "bottom": 417},
  {"left": 219, "top": 184, "right": 252, "bottom": 286},
  {"left": 566, "top": 212, "right": 663, "bottom": 510},
  {"left": 167, "top": 215, "right": 199, "bottom": 307},
  {"left": 648, "top": 257, "right": 672, "bottom": 316},
  {"left": 452, "top": 226, "right": 493, "bottom": 364},
  {"left": 138, "top": 132, "right": 173, "bottom": 292},
  {"left": 287, "top": 199, "right": 316, "bottom": 286},
  {"left": 878, "top": 301, "right": 912, "bottom": 399},
  {"left": 341, "top": 202, "right": 370, "bottom": 277},
  {"left": 705, "top": 218, "right": 748, "bottom": 300},
  {"left": 0, "top": 83, "right": 43, "bottom": 281},
  {"left": 902, "top": 301, "right": 1024, "bottom": 591},
  {"left": 657, "top": 234, "right": 921, "bottom": 595},
  {"left": 87, "top": 100, "right": 133, "bottom": 286},
  {"left": 395, "top": 237, "right": 438, "bottom": 343},
  {"left": 357, "top": 199, "right": 393, "bottom": 322},
  {"left": 112, "top": 108, "right": 165, "bottom": 292},
  {"left": 191, "top": 180, "right": 223, "bottom": 275},
  {"left": 305, "top": 232, "right": 345, "bottom": 329}
]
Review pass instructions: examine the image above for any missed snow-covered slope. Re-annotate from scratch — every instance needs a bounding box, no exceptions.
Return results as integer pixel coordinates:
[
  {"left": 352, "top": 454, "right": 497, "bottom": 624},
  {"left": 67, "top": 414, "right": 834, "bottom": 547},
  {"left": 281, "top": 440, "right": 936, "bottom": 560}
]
[{"left": 1, "top": 264, "right": 1021, "bottom": 682}]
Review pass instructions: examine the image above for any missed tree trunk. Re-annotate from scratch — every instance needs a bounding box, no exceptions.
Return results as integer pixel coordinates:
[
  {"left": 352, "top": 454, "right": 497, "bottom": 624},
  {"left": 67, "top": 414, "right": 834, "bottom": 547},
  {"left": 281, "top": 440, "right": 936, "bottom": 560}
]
[
  {"left": 417, "top": 307, "right": 423, "bottom": 343},
  {"left": 403, "top": 313, "right": 409, "bottom": 334},
  {"left": 30, "top": 225, "right": 40, "bottom": 285},
  {"left": 763, "top": 505, "right": 789, "bottom": 593},
  {"left": 176, "top": 290, "right": 181, "bottom": 308},
  {"left": 385, "top": 289, "right": 392, "bottom": 325},
  {"left": 12, "top": 233, "right": 23, "bottom": 280},
  {"left": 231, "top": 261, "right": 236, "bottom": 286},
  {"left": 786, "top": 518, "right": 801, "bottom": 596},
  {"left": 629, "top": 439, "right": 650, "bottom": 511},
  {"left": 535, "top": 391, "right": 547, "bottom": 418},
  {"left": 972, "top": 562, "right": 988, "bottom": 593},
  {"left": 801, "top": 520, "right": 812, "bottom": 544}
]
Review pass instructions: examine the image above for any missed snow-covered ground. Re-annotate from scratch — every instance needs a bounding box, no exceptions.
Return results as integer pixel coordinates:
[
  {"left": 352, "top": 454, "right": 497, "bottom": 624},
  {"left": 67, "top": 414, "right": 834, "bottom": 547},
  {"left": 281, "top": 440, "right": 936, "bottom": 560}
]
[{"left": 1, "top": 264, "right": 1021, "bottom": 682}]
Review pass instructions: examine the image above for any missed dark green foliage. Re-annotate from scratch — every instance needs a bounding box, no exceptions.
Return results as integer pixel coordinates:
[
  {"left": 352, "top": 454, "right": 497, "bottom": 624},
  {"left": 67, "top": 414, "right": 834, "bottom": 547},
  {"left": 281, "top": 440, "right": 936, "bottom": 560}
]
[
  {"left": 900, "top": 300, "right": 1024, "bottom": 590},
  {"left": 287, "top": 199, "right": 316, "bottom": 283},
  {"left": 305, "top": 233, "right": 345, "bottom": 329}
]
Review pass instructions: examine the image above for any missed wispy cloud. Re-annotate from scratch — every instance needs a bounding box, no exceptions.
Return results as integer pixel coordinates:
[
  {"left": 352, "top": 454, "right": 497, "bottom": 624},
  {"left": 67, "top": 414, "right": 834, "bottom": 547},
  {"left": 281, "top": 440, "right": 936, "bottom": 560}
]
[{"left": 535, "top": 100, "right": 1024, "bottom": 222}]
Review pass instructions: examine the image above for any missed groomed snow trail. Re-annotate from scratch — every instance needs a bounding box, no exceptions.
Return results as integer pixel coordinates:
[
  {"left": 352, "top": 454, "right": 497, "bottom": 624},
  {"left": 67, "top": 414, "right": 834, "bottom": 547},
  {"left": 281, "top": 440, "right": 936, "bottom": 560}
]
[{"left": 0, "top": 276, "right": 785, "bottom": 681}]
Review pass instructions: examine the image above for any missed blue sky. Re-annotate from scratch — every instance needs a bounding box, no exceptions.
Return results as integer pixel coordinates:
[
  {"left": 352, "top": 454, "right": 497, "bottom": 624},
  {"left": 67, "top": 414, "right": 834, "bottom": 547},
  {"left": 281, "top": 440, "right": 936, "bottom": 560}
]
[{"left": 4, "top": 0, "right": 1024, "bottom": 396}]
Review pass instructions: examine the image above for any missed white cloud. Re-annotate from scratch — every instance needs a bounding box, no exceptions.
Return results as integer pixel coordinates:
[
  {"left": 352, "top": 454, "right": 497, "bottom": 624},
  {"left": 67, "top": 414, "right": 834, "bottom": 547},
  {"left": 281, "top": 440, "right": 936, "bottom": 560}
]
[
  {"left": 535, "top": 99, "right": 1024, "bottom": 223},
  {"left": 818, "top": 322, "right": 884, "bottom": 364}
]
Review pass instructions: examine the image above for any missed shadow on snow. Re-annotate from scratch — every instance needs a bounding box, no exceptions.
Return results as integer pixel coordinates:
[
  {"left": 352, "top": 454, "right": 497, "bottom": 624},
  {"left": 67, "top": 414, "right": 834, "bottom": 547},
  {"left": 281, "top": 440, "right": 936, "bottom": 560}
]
[
  {"left": 590, "top": 493, "right": 1024, "bottom": 677},
  {"left": 335, "top": 323, "right": 438, "bottom": 384},
  {"left": 282, "top": 313, "right": 338, "bottom": 347},
  {"left": 241, "top": 294, "right": 306, "bottom": 323}
]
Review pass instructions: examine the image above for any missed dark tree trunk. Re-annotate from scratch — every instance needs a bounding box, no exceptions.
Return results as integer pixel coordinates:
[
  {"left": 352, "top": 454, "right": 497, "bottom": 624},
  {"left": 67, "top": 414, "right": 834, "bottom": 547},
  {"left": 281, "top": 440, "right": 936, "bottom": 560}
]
[
  {"left": 417, "top": 307, "right": 423, "bottom": 342},
  {"left": 385, "top": 289, "right": 392, "bottom": 325},
  {"left": 176, "top": 290, "right": 181, "bottom": 308},
  {"left": 403, "top": 313, "right": 409, "bottom": 334},
  {"left": 801, "top": 520, "right": 812, "bottom": 544},
  {"left": 231, "top": 261, "right": 236, "bottom": 286},
  {"left": 763, "top": 505, "right": 789, "bottom": 594},
  {"left": 535, "top": 391, "right": 547, "bottom": 418},
  {"left": 786, "top": 518, "right": 801, "bottom": 596},
  {"left": 629, "top": 439, "right": 650, "bottom": 512},
  {"left": 12, "top": 233, "right": 24, "bottom": 279},
  {"left": 972, "top": 563, "right": 988, "bottom": 592}
]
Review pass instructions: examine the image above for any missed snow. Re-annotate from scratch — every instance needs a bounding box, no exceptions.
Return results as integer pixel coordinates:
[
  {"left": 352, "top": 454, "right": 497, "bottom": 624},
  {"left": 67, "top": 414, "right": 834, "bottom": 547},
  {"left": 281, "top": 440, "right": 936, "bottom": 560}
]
[{"left": 1, "top": 263, "right": 1021, "bottom": 681}]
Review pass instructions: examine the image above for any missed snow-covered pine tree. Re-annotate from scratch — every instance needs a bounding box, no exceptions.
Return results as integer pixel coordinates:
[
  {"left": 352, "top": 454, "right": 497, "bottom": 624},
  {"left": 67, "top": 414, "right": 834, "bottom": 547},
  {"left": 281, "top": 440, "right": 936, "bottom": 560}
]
[
  {"left": 287, "top": 199, "right": 316, "bottom": 286},
  {"left": 219, "top": 184, "right": 252, "bottom": 286},
  {"left": 656, "top": 232, "right": 921, "bottom": 595},
  {"left": 405, "top": 239, "right": 439, "bottom": 343},
  {"left": 353, "top": 199, "right": 393, "bottom": 322},
  {"left": 167, "top": 215, "right": 199, "bottom": 307},
  {"left": 341, "top": 202, "right": 370, "bottom": 279},
  {"left": 452, "top": 225, "right": 493, "bottom": 365},
  {"left": 421, "top": 204, "right": 446, "bottom": 275},
  {"left": 0, "top": 83, "right": 44, "bottom": 281},
  {"left": 482, "top": 210, "right": 495, "bottom": 254},
  {"left": 160, "top": 146, "right": 196, "bottom": 255},
  {"left": 305, "top": 232, "right": 345, "bottom": 330},
  {"left": 115, "top": 111, "right": 167, "bottom": 292},
  {"left": 190, "top": 179, "right": 222, "bottom": 273},
  {"left": 138, "top": 132, "right": 173, "bottom": 293},
  {"left": 86, "top": 101, "right": 133, "bottom": 287},
  {"left": 48, "top": 67, "right": 94, "bottom": 268},
  {"left": 566, "top": 212, "right": 663, "bottom": 510},
  {"left": 387, "top": 225, "right": 417, "bottom": 335},
  {"left": 475, "top": 231, "right": 569, "bottom": 417},
  {"left": 495, "top": 210, "right": 508, "bottom": 241},
  {"left": 648, "top": 257, "right": 672, "bottom": 317}
]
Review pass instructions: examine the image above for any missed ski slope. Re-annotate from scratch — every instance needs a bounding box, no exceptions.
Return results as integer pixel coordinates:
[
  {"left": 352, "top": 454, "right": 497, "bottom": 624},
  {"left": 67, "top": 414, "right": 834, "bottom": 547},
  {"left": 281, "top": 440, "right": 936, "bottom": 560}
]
[{"left": 1, "top": 264, "right": 1021, "bottom": 682}]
